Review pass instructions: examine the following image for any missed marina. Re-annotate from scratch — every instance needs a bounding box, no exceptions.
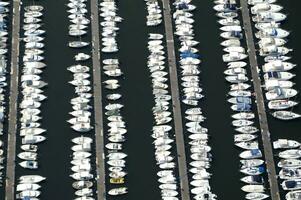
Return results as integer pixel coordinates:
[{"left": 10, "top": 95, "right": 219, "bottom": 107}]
[{"left": 0, "top": 0, "right": 301, "bottom": 199}]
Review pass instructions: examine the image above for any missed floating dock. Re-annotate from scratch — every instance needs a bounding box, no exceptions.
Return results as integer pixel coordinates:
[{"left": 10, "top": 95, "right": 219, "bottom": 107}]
[
  {"left": 5, "top": 0, "right": 21, "bottom": 199},
  {"left": 161, "top": 0, "right": 191, "bottom": 199},
  {"left": 239, "top": 1, "right": 281, "bottom": 199},
  {"left": 90, "top": 0, "right": 106, "bottom": 199}
]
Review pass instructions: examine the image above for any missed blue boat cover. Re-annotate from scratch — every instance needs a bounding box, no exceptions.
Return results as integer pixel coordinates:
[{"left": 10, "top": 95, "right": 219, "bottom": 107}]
[{"left": 236, "top": 103, "right": 251, "bottom": 111}]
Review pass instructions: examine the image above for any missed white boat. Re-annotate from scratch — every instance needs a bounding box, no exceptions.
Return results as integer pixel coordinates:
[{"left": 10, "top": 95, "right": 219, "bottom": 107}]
[
  {"left": 22, "top": 135, "right": 46, "bottom": 144},
  {"left": 286, "top": 190, "right": 301, "bottom": 200},
  {"left": 234, "top": 134, "right": 257, "bottom": 142},
  {"left": 19, "top": 175, "right": 46, "bottom": 183},
  {"left": 264, "top": 80, "right": 295, "bottom": 90},
  {"left": 70, "top": 171, "right": 93, "bottom": 180},
  {"left": 108, "top": 187, "right": 128, "bottom": 196},
  {"left": 235, "top": 141, "right": 259, "bottom": 150},
  {"left": 241, "top": 185, "right": 265, "bottom": 193},
  {"left": 224, "top": 68, "right": 246, "bottom": 75},
  {"left": 255, "top": 28, "right": 289, "bottom": 39},
  {"left": 241, "top": 159, "right": 264, "bottom": 167},
  {"left": 272, "top": 111, "right": 301, "bottom": 120},
  {"left": 279, "top": 168, "right": 301, "bottom": 180},
  {"left": 19, "top": 161, "right": 38, "bottom": 169},
  {"left": 278, "top": 159, "right": 301, "bottom": 168},
  {"left": 225, "top": 74, "right": 248, "bottom": 83},
  {"left": 16, "top": 190, "right": 41, "bottom": 199},
  {"left": 232, "top": 112, "right": 255, "bottom": 120},
  {"left": 251, "top": 3, "right": 283, "bottom": 14},
  {"left": 232, "top": 119, "right": 254, "bottom": 127},
  {"left": 252, "top": 12, "right": 286, "bottom": 23},
  {"left": 220, "top": 39, "right": 241, "bottom": 47},
  {"left": 279, "top": 150, "right": 301, "bottom": 159},
  {"left": 224, "top": 46, "right": 245, "bottom": 54},
  {"left": 228, "top": 61, "right": 247, "bottom": 68},
  {"left": 223, "top": 52, "right": 248, "bottom": 62},
  {"left": 265, "top": 88, "right": 298, "bottom": 101},
  {"left": 240, "top": 149, "right": 262, "bottom": 159},
  {"left": 262, "top": 61, "right": 296, "bottom": 72},
  {"left": 16, "top": 183, "right": 40, "bottom": 191},
  {"left": 245, "top": 192, "right": 269, "bottom": 200},
  {"left": 282, "top": 179, "right": 301, "bottom": 190},
  {"left": 72, "top": 136, "right": 93, "bottom": 145},
  {"left": 273, "top": 139, "right": 300, "bottom": 149},
  {"left": 235, "top": 126, "right": 259, "bottom": 134},
  {"left": 268, "top": 100, "right": 298, "bottom": 110}
]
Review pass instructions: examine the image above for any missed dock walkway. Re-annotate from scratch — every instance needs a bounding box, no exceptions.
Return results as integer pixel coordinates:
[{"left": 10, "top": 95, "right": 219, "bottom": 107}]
[
  {"left": 161, "top": 0, "right": 191, "bottom": 199},
  {"left": 5, "top": 0, "right": 21, "bottom": 199},
  {"left": 240, "top": 1, "right": 281, "bottom": 200},
  {"left": 90, "top": 0, "right": 106, "bottom": 199}
]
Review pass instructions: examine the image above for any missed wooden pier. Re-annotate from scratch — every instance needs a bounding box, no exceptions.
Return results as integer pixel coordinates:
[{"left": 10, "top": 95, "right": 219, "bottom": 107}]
[
  {"left": 161, "top": 0, "right": 191, "bottom": 199},
  {"left": 5, "top": 0, "right": 21, "bottom": 199},
  {"left": 90, "top": 0, "right": 106, "bottom": 199},
  {"left": 239, "top": 1, "right": 281, "bottom": 199}
]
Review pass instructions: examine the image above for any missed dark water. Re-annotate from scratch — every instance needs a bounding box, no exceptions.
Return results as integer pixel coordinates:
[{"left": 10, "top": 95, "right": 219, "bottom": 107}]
[{"left": 0, "top": 0, "right": 301, "bottom": 200}]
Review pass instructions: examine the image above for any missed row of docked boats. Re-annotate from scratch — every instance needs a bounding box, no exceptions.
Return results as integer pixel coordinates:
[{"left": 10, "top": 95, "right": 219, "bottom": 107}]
[
  {"left": 272, "top": 138, "right": 301, "bottom": 199},
  {"left": 100, "top": 0, "right": 123, "bottom": 54},
  {"left": 0, "top": 0, "right": 9, "bottom": 187},
  {"left": 66, "top": 0, "right": 95, "bottom": 199},
  {"left": 172, "top": 0, "right": 217, "bottom": 199},
  {"left": 100, "top": 0, "right": 128, "bottom": 196},
  {"left": 16, "top": 4, "right": 47, "bottom": 199},
  {"left": 145, "top": 0, "right": 162, "bottom": 26},
  {"left": 146, "top": 31, "right": 180, "bottom": 198},
  {"left": 214, "top": 0, "right": 269, "bottom": 199},
  {"left": 248, "top": 0, "right": 301, "bottom": 120}
]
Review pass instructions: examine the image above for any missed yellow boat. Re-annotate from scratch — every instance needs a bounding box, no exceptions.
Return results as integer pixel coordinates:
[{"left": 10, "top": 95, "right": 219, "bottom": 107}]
[{"left": 110, "top": 177, "right": 124, "bottom": 184}]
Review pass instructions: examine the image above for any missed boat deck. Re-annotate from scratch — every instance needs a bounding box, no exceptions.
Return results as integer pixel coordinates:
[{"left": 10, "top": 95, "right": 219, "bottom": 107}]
[
  {"left": 90, "top": 0, "right": 106, "bottom": 199},
  {"left": 5, "top": 0, "right": 21, "bottom": 199},
  {"left": 239, "top": 1, "right": 281, "bottom": 200},
  {"left": 161, "top": 0, "right": 191, "bottom": 199}
]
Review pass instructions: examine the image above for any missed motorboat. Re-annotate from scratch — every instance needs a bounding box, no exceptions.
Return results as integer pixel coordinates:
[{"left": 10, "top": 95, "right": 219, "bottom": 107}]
[
  {"left": 268, "top": 100, "right": 298, "bottom": 110},
  {"left": 234, "top": 134, "right": 257, "bottom": 142},
  {"left": 265, "top": 87, "right": 297, "bottom": 101},
  {"left": 241, "top": 185, "right": 265, "bottom": 193},
  {"left": 282, "top": 179, "right": 301, "bottom": 191},
  {"left": 279, "top": 149, "right": 301, "bottom": 159},
  {"left": 232, "top": 112, "right": 255, "bottom": 120},
  {"left": 108, "top": 187, "right": 128, "bottom": 196},
  {"left": 19, "top": 175, "right": 46, "bottom": 183},
  {"left": 235, "top": 141, "right": 259, "bottom": 150},
  {"left": 279, "top": 168, "right": 301, "bottom": 180},
  {"left": 245, "top": 192, "right": 269, "bottom": 200},
  {"left": 278, "top": 159, "right": 301, "bottom": 168},
  {"left": 262, "top": 61, "right": 296, "bottom": 72},
  {"left": 240, "top": 149, "right": 262, "bottom": 159},
  {"left": 286, "top": 190, "right": 301, "bottom": 200},
  {"left": 223, "top": 52, "right": 247, "bottom": 62},
  {"left": 235, "top": 126, "right": 259, "bottom": 134},
  {"left": 240, "top": 159, "right": 264, "bottom": 168},
  {"left": 272, "top": 111, "right": 301, "bottom": 120},
  {"left": 240, "top": 166, "right": 265, "bottom": 175},
  {"left": 273, "top": 139, "right": 300, "bottom": 149}
]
